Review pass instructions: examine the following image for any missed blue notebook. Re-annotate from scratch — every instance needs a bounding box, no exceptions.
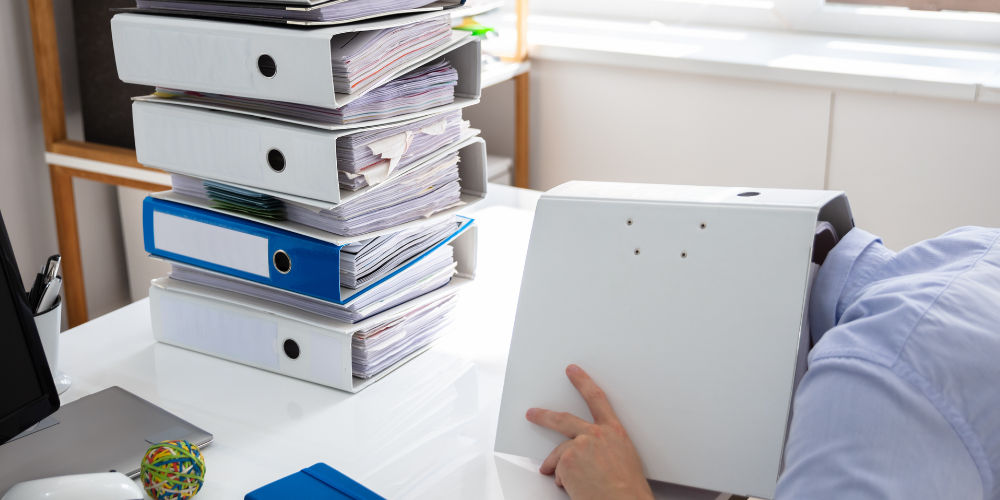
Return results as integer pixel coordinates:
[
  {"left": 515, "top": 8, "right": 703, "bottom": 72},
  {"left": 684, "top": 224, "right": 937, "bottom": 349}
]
[
  {"left": 246, "top": 463, "right": 385, "bottom": 500},
  {"left": 143, "top": 197, "right": 471, "bottom": 304}
]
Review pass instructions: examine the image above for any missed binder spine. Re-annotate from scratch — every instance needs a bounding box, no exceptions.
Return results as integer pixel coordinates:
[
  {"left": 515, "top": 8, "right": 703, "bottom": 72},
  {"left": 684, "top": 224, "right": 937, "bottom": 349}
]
[
  {"left": 112, "top": 13, "right": 339, "bottom": 107},
  {"left": 133, "top": 100, "right": 344, "bottom": 203},
  {"left": 149, "top": 284, "right": 354, "bottom": 391},
  {"left": 143, "top": 197, "right": 343, "bottom": 302}
]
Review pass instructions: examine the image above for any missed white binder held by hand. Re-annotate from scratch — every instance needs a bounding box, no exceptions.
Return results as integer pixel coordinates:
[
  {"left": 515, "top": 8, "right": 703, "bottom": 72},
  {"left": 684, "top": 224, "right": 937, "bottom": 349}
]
[{"left": 494, "top": 182, "right": 854, "bottom": 500}]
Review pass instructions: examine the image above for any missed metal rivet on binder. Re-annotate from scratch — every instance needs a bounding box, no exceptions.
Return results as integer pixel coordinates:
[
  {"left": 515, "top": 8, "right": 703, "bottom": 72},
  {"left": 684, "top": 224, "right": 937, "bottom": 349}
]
[
  {"left": 700, "top": 223, "right": 707, "bottom": 229},
  {"left": 267, "top": 149, "right": 286, "bottom": 173},
  {"left": 283, "top": 339, "right": 300, "bottom": 360},
  {"left": 258, "top": 54, "right": 277, "bottom": 78},
  {"left": 273, "top": 250, "right": 292, "bottom": 274},
  {"left": 681, "top": 252, "right": 688, "bottom": 258},
  {"left": 627, "top": 219, "right": 633, "bottom": 226},
  {"left": 634, "top": 248, "right": 641, "bottom": 255}
]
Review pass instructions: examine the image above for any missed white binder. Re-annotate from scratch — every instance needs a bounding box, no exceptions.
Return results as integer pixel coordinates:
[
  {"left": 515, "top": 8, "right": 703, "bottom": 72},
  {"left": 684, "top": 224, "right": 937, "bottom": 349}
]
[
  {"left": 142, "top": 129, "right": 487, "bottom": 209},
  {"left": 111, "top": 13, "right": 481, "bottom": 110},
  {"left": 494, "top": 182, "right": 854, "bottom": 499},
  {"left": 148, "top": 222, "right": 477, "bottom": 393}
]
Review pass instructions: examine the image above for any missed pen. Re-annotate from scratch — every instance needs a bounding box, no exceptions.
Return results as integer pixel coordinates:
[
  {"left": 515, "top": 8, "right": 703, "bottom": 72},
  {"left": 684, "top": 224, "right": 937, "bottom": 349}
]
[
  {"left": 44, "top": 255, "right": 61, "bottom": 283},
  {"left": 35, "top": 276, "right": 62, "bottom": 314},
  {"left": 27, "top": 271, "right": 45, "bottom": 310}
]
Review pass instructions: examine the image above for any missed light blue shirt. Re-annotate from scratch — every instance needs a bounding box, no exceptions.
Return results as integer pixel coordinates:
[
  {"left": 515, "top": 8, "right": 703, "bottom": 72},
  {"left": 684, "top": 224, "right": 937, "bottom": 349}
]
[{"left": 776, "top": 227, "right": 1000, "bottom": 500}]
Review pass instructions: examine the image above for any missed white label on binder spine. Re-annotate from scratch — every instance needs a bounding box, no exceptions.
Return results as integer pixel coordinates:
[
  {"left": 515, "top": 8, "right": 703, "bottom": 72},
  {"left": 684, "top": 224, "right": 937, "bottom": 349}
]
[
  {"left": 310, "top": 332, "right": 344, "bottom": 385},
  {"left": 159, "top": 295, "right": 279, "bottom": 369},
  {"left": 154, "top": 211, "right": 270, "bottom": 277}
]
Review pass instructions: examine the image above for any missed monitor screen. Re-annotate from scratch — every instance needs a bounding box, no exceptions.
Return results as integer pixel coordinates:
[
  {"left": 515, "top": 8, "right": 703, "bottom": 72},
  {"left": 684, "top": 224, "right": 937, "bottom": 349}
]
[{"left": 0, "top": 211, "right": 59, "bottom": 444}]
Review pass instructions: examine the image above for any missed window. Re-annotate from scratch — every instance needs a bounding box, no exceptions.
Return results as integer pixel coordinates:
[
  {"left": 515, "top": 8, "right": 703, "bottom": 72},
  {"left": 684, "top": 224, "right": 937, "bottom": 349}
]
[
  {"left": 529, "top": 0, "right": 1000, "bottom": 44},
  {"left": 835, "top": 0, "right": 1000, "bottom": 14}
]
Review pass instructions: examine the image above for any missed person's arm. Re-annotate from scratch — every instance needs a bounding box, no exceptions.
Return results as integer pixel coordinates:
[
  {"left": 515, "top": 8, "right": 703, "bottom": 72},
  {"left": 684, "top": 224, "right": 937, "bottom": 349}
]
[
  {"left": 777, "top": 357, "right": 983, "bottom": 499},
  {"left": 525, "top": 364, "right": 654, "bottom": 500}
]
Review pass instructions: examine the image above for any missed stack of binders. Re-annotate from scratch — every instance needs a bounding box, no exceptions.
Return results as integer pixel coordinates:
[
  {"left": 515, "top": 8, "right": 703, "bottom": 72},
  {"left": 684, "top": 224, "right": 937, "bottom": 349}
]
[{"left": 110, "top": 3, "right": 486, "bottom": 393}]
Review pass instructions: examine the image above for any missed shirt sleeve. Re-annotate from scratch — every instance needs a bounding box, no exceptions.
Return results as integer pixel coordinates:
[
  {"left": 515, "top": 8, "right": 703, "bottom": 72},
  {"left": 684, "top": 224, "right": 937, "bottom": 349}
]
[{"left": 775, "top": 357, "right": 982, "bottom": 500}]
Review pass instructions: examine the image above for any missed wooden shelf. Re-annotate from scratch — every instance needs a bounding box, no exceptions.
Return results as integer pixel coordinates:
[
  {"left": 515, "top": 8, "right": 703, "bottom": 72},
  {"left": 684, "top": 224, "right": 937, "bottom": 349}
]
[{"left": 482, "top": 60, "right": 531, "bottom": 88}]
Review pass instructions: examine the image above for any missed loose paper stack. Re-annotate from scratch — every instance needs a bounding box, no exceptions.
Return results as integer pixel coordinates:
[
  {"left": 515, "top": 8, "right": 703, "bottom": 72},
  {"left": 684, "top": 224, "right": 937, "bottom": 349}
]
[
  {"left": 152, "top": 58, "right": 459, "bottom": 125},
  {"left": 171, "top": 149, "right": 464, "bottom": 236}
]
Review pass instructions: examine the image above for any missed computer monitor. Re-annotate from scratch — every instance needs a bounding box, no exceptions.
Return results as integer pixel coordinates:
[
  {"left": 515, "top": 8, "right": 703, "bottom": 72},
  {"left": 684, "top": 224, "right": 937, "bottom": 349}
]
[{"left": 0, "top": 209, "right": 60, "bottom": 444}]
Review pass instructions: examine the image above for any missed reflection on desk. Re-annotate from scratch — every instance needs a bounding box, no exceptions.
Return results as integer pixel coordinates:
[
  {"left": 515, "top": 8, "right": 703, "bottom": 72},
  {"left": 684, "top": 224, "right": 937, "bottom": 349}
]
[
  {"left": 52, "top": 185, "right": 746, "bottom": 500},
  {"left": 55, "top": 186, "right": 538, "bottom": 500}
]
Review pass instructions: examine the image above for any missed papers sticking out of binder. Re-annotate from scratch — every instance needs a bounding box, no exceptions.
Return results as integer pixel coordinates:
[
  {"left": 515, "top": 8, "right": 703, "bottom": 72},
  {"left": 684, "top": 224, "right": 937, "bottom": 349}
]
[
  {"left": 166, "top": 134, "right": 487, "bottom": 237},
  {"left": 351, "top": 291, "right": 458, "bottom": 379},
  {"left": 129, "top": 0, "right": 464, "bottom": 26},
  {"left": 132, "top": 98, "right": 484, "bottom": 204},
  {"left": 151, "top": 58, "right": 458, "bottom": 126},
  {"left": 331, "top": 16, "right": 453, "bottom": 94},
  {"left": 338, "top": 110, "right": 466, "bottom": 190},
  {"left": 339, "top": 217, "right": 458, "bottom": 289},
  {"left": 173, "top": 152, "right": 462, "bottom": 236},
  {"left": 167, "top": 244, "right": 457, "bottom": 323}
]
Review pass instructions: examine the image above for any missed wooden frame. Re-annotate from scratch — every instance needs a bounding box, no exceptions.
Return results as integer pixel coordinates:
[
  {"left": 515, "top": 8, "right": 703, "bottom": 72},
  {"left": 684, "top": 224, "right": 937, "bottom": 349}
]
[
  {"left": 27, "top": 0, "right": 529, "bottom": 328},
  {"left": 513, "top": 0, "right": 530, "bottom": 191},
  {"left": 29, "top": 0, "right": 170, "bottom": 328}
]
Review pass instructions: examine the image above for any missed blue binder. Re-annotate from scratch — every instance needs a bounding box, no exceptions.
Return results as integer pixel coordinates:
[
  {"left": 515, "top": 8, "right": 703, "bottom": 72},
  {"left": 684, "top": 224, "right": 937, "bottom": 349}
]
[
  {"left": 143, "top": 197, "right": 471, "bottom": 304},
  {"left": 245, "top": 463, "right": 385, "bottom": 500}
]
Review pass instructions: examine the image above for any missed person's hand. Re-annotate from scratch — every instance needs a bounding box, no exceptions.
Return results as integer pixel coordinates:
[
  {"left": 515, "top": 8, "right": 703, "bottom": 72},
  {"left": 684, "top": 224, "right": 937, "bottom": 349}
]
[{"left": 525, "top": 364, "right": 654, "bottom": 500}]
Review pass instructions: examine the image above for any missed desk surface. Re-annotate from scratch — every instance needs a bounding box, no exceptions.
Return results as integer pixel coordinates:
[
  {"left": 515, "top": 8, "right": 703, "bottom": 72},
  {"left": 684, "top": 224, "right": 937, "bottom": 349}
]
[{"left": 57, "top": 185, "right": 542, "bottom": 500}]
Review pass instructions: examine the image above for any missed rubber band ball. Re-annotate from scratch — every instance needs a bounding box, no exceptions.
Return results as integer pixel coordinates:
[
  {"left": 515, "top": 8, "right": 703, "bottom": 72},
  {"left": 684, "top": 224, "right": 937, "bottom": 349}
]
[{"left": 140, "top": 439, "right": 207, "bottom": 500}]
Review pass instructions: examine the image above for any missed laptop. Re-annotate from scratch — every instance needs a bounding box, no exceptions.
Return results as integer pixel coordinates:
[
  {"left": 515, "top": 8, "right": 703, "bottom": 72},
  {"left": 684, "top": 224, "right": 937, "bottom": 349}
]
[{"left": 0, "top": 387, "right": 213, "bottom": 493}]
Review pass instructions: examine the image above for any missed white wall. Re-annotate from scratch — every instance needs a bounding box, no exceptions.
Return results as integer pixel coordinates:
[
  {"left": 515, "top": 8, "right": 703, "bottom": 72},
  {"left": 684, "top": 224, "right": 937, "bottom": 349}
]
[
  {"left": 528, "top": 60, "right": 832, "bottom": 191},
  {"left": 827, "top": 91, "right": 1000, "bottom": 251},
  {"left": 499, "top": 57, "right": 1000, "bottom": 251},
  {"left": 0, "top": 1, "right": 59, "bottom": 288},
  {"left": 0, "top": 0, "right": 131, "bottom": 323}
]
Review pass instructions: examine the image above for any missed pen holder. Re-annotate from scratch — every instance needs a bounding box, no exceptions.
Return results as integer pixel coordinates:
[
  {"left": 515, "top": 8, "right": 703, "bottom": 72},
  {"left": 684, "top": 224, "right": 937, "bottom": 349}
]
[{"left": 34, "top": 297, "right": 72, "bottom": 395}]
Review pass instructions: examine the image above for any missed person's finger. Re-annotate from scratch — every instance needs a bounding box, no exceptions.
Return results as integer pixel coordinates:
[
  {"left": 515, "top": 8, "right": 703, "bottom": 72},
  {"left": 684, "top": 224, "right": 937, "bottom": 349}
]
[
  {"left": 566, "top": 364, "right": 618, "bottom": 425},
  {"left": 526, "top": 407, "right": 592, "bottom": 438},
  {"left": 539, "top": 440, "right": 574, "bottom": 475}
]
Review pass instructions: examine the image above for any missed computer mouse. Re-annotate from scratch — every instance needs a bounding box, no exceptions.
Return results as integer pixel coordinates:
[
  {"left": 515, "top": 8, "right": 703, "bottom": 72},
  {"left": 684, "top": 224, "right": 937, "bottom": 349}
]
[{"left": 1, "top": 472, "right": 144, "bottom": 500}]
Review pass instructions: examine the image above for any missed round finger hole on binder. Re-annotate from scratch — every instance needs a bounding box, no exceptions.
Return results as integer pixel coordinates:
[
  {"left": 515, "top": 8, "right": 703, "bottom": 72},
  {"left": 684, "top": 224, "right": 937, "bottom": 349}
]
[
  {"left": 267, "top": 149, "right": 286, "bottom": 173},
  {"left": 273, "top": 250, "right": 292, "bottom": 274},
  {"left": 257, "top": 54, "right": 277, "bottom": 78},
  {"left": 283, "top": 339, "right": 300, "bottom": 360}
]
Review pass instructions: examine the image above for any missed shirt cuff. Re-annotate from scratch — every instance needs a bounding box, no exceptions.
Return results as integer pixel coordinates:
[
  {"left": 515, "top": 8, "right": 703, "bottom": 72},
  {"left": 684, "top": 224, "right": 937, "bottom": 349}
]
[{"left": 808, "top": 228, "right": 882, "bottom": 344}]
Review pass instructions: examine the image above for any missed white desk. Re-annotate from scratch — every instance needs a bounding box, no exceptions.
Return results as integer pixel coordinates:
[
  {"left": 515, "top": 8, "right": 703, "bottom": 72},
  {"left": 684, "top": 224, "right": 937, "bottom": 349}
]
[
  {"left": 56, "top": 185, "right": 541, "bottom": 500},
  {"left": 56, "top": 185, "right": 739, "bottom": 500}
]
